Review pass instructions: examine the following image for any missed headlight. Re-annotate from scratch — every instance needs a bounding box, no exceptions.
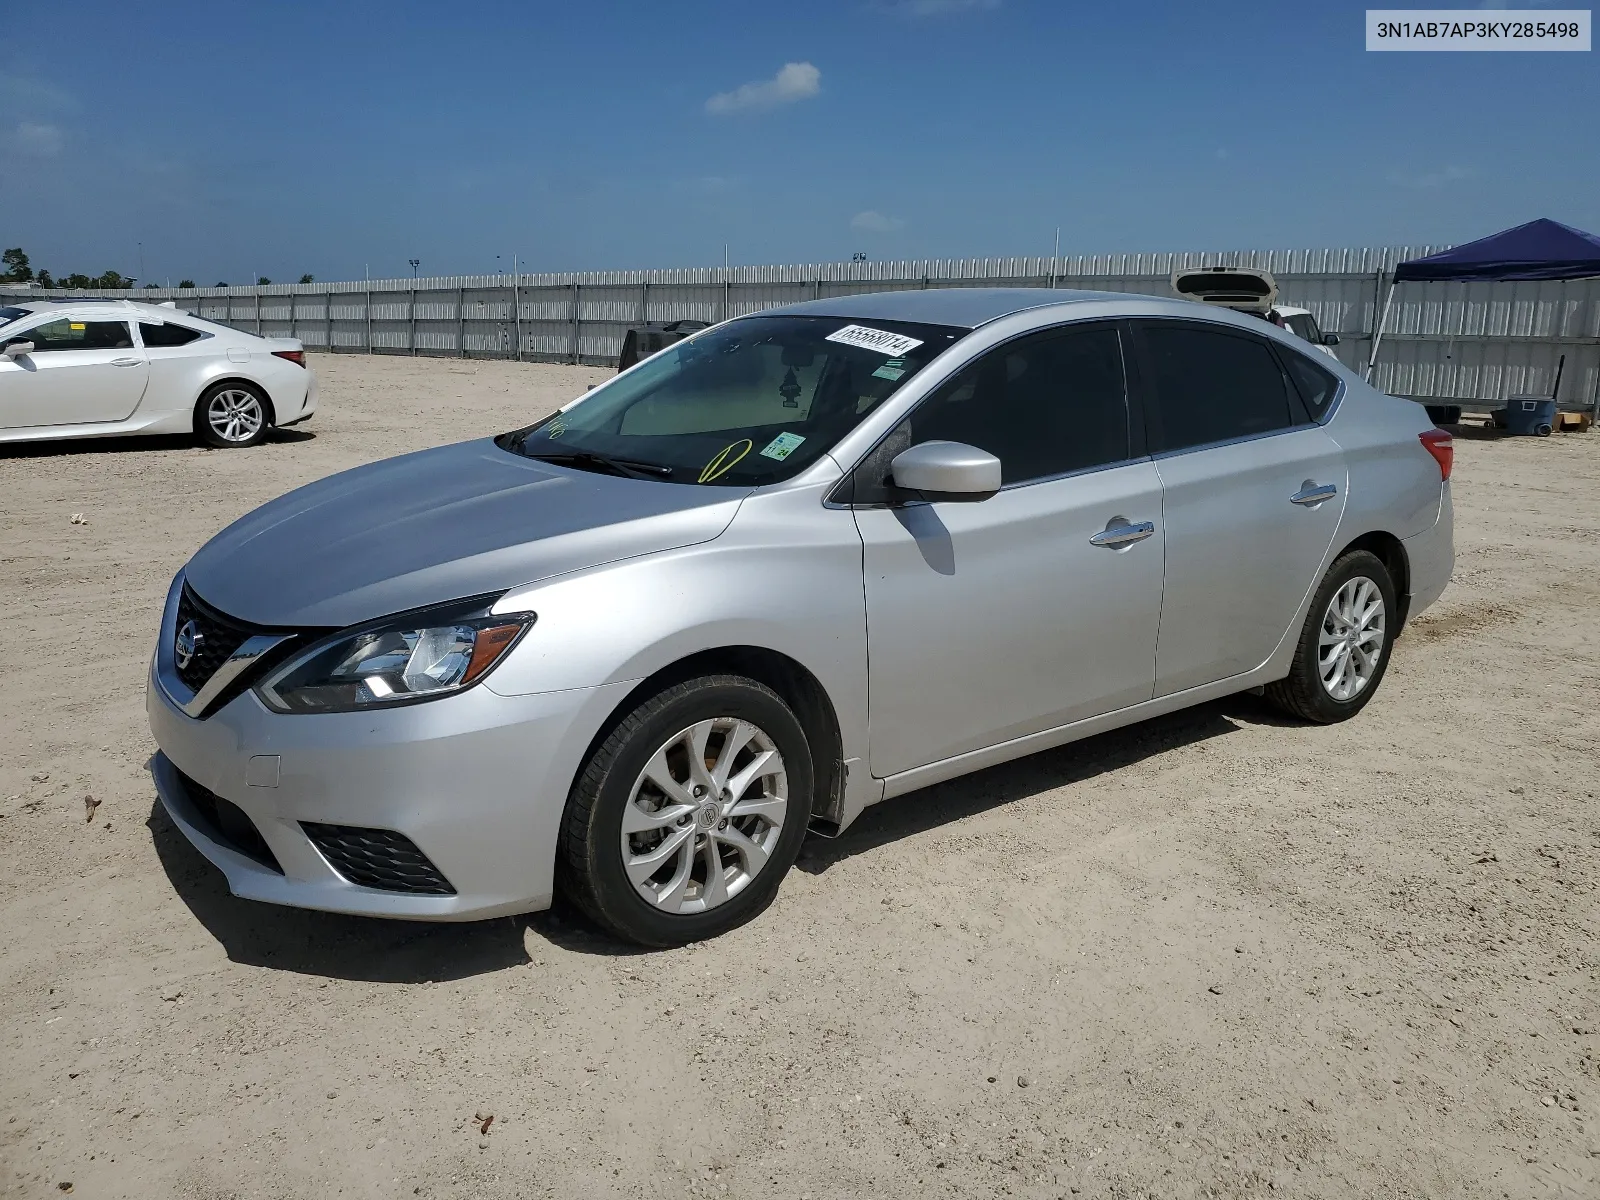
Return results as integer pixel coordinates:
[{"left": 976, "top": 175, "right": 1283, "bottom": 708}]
[{"left": 255, "top": 598, "right": 534, "bottom": 714}]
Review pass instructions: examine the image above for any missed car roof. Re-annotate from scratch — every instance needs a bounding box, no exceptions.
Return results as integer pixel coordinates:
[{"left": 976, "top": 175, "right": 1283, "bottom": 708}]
[
  {"left": 0, "top": 302, "right": 214, "bottom": 331},
  {"left": 1, "top": 298, "right": 201, "bottom": 321},
  {"left": 758, "top": 287, "right": 1154, "bottom": 330}
]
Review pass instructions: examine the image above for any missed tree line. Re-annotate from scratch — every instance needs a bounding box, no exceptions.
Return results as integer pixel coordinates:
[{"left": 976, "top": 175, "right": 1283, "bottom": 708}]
[{"left": 2, "top": 248, "right": 314, "bottom": 291}]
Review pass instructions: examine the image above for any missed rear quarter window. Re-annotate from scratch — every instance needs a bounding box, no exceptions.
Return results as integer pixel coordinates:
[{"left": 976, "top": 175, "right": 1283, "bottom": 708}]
[
  {"left": 1279, "top": 349, "right": 1340, "bottom": 421},
  {"left": 139, "top": 321, "right": 206, "bottom": 347}
]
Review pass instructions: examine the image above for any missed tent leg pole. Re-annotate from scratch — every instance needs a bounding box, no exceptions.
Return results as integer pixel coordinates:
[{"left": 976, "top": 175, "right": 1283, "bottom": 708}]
[{"left": 1365, "top": 278, "right": 1397, "bottom": 384}]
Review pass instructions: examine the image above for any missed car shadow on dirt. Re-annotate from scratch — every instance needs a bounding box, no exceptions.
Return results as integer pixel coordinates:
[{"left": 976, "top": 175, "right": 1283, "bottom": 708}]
[
  {"left": 0, "top": 433, "right": 196, "bottom": 458},
  {"left": 146, "top": 798, "right": 552, "bottom": 981},
  {"left": 146, "top": 693, "right": 1295, "bottom": 976},
  {"left": 795, "top": 694, "right": 1289, "bottom": 875},
  {"left": 0, "top": 427, "right": 314, "bottom": 458}
]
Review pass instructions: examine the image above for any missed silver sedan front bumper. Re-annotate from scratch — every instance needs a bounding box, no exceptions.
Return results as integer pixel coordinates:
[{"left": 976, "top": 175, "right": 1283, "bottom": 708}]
[{"left": 147, "top": 650, "right": 636, "bottom": 922}]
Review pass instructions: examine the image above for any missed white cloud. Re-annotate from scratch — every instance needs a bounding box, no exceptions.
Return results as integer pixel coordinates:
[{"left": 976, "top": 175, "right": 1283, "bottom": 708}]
[
  {"left": 851, "top": 210, "right": 905, "bottom": 233},
  {"left": 1388, "top": 164, "right": 1475, "bottom": 189},
  {"left": 8, "top": 121, "right": 63, "bottom": 156},
  {"left": 876, "top": 0, "right": 1000, "bottom": 15},
  {"left": 705, "top": 62, "right": 820, "bottom": 116}
]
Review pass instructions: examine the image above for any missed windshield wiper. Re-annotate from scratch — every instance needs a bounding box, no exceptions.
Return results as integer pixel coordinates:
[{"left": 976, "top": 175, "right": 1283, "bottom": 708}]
[{"left": 525, "top": 449, "right": 674, "bottom": 481}]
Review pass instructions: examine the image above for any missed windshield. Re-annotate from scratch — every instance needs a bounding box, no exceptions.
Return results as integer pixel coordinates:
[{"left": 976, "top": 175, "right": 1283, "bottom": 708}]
[
  {"left": 498, "top": 315, "right": 965, "bottom": 486},
  {"left": 0, "top": 306, "right": 33, "bottom": 329},
  {"left": 1284, "top": 313, "right": 1322, "bottom": 343}
]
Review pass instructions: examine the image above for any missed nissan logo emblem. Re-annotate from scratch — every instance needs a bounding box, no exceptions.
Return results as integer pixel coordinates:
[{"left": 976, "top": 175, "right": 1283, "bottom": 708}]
[{"left": 174, "top": 619, "right": 203, "bottom": 670}]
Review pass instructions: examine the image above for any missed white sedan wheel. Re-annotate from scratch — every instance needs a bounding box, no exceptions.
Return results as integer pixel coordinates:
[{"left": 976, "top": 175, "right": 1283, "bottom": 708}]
[{"left": 207, "top": 388, "right": 265, "bottom": 444}]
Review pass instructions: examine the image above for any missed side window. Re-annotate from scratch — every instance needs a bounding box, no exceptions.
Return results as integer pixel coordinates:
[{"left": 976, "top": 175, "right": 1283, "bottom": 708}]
[
  {"left": 1280, "top": 349, "right": 1340, "bottom": 421},
  {"left": 903, "top": 325, "right": 1129, "bottom": 486},
  {"left": 139, "top": 321, "right": 204, "bottom": 347},
  {"left": 17, "top": 318, "right": 134, "bottom": 352},
  {"left": 1139, "top": 324, "right": 1295, "bottom": 453}
]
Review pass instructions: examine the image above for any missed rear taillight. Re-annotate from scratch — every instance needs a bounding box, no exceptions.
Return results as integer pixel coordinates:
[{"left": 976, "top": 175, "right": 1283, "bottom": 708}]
[
  {"left": 272, "top": 350, "right": 306, "bottom": 367},
  {"left": 1419, "top": 428, "right": 1453, "bottom": 481}
]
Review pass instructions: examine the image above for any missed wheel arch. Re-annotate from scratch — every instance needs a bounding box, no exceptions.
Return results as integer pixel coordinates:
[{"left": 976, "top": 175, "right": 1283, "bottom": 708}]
[
  {"left": 573, "top": 645, "right": 845, "bottom": 823},
  {"left": 1334, "top": 530, "right": 1411, "bottom": 630}
]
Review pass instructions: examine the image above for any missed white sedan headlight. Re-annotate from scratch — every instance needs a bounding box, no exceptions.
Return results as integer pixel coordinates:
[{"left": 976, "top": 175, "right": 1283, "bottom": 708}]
[{"left": 256, "top": 600, "right": 534, "bottom": 714}]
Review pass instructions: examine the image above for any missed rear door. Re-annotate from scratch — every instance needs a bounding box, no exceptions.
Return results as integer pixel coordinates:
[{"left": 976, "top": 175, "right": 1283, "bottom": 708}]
[
  {"left": 1130, "top": 319, "right": 1347, "bottom": 696},
  {"left": 852, "top": 322, "right": 1165, "bottom": 776},
  {"left": 0, "top": 315, "right": 148, "bottom": 427}
]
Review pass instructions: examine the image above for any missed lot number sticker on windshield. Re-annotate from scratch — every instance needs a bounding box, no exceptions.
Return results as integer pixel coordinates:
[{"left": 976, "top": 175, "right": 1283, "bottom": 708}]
[
  {"left": 824, "top": 325, "right": 923, "bottom": 357},
  {"left": 759, "top": 432, "right": 807, "bottom": 461}
]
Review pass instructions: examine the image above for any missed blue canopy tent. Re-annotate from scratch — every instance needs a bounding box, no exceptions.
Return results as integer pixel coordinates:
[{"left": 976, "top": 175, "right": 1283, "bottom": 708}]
[{"left": 1365, "top": 218, "right": 1600, "bottom": 383}]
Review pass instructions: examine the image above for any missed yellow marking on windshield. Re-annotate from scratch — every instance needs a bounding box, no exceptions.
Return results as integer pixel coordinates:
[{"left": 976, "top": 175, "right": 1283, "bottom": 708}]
[
  {"left": 545, "top": 416, "right": 567, "bottom": 439},
  {"left": 698, "top": 439, "right": 753, "bottom": 483}
]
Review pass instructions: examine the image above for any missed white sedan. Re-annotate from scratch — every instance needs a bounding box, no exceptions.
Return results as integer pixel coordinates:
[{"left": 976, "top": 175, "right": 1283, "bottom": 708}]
[{"left": 0, "top": 299, "right": 316, "bottom": 448}]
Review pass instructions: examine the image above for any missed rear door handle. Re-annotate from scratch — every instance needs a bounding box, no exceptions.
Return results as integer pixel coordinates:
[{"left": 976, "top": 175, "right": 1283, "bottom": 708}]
[
  {"left": 1290, "top": 483, "right": 1338, "bottom": 507},
  {"left": 110, "top": 357, "right": 142, "bottom": 367},
  {"left": 1089, "top": 520, "right": 1155, "bottom": 548}
]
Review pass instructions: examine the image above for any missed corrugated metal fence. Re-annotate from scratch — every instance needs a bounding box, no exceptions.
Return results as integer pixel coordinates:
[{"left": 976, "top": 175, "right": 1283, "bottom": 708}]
[{"left": 7, "top": 246, "right": 1599, "bottom": 409}]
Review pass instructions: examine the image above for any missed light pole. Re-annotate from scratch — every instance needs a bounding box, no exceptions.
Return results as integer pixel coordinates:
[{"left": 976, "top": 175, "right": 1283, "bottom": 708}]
[
  {"left": 408, "top": 260, "right": 420, "bottom": 356},
  {"left": 511, "top": 253, "right": 522, "bottom": 362}
]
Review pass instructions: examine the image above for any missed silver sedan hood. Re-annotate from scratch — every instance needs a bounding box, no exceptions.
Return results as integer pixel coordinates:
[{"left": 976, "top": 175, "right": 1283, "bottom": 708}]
[{"left": 183, "top": 438, "right": 746, "bottom": 627}]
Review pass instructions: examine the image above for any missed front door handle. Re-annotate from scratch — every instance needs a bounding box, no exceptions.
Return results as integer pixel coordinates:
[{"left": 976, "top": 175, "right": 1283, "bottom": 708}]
[
  {"left": 110, "top": 357, "right": 142, "bottom": 367},
  {"left": 1290, "top": 483, "right": 1338, "bottom": 507},
  {"left": 1089, "top": 520, "right": 1155, "bottom": 548}
]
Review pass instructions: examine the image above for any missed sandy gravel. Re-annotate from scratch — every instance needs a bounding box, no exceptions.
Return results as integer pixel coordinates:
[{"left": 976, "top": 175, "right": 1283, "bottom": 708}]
[{"left": 1, "top": 354, "right": 1597, "bottom": 1200}]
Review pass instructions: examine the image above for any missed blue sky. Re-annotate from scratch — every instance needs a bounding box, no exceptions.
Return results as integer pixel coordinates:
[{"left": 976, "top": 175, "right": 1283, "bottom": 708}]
[{"left": 1, "top": 0, "right": 1595, "bottom": 283}]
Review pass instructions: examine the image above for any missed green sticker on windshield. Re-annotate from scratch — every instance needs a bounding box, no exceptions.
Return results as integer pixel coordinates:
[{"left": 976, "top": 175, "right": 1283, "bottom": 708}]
[
  {"left": 759, "top": 432, "right": 806, "bottom": 461},
  {"left": 871, "top": 363, "right": 906, "bottom": 381}
]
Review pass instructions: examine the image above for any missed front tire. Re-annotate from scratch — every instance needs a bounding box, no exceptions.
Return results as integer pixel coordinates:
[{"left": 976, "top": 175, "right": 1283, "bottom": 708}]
[
  {"left": 196, "top": 382, "right": 272, "bottom": 448},
  {"left": 1264, "top": 549, "right": 1397, "bottom": 724},
  {"left": 558, "top": 675, "right": 813, "bottom": 947}
]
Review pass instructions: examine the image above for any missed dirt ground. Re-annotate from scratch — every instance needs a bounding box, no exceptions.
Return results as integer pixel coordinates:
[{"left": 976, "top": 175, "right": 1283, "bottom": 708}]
[{"left": 1, "top": 353, "right": 1596, "bottom": 1200}]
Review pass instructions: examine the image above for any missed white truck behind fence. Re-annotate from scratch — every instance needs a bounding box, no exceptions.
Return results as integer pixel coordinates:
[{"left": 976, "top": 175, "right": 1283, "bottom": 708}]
[{"left": 7, "top": 246, "right": 1599, "bottom": 411}]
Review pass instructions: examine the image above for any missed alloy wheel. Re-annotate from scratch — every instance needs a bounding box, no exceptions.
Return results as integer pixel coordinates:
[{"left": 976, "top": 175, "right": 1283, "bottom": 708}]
[
  {"left": 1319, "top": 575, "right": 1386, "bottom": 701},
  {"left": 620, "top": 717, "right": 788, "bottom": 914},
  {"left": 207, "top": 389, "right": 265, "bottom": 443}
]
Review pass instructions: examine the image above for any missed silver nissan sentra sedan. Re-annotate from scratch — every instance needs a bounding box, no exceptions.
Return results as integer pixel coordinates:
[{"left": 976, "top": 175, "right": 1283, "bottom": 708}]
[{"left": 147, "top": 288, "right": 1454, "bottom": 945}]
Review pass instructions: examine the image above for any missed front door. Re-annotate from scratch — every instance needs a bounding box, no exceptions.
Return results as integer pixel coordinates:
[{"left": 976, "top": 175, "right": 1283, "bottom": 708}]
[
  {"left": 1130, "top": 319, "right": 1348, "bottom": 696},
  {"left": 852, "top": 322, "right": 1165, "bottom": 777},
  {"left": 0, "top": 317, "right": 148, "bottom": 428}
]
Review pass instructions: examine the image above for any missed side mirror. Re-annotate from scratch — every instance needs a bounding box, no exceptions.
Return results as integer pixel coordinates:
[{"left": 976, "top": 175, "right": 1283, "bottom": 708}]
[
  {"left": 889, "top": 440, "right": 1001, "bottom": 502},
  {"left": 1322, "top": 333, "right": 1340, "bottom": 347},
  {"left": 2, "top": 340, "right": 35, "bottom": 359}
]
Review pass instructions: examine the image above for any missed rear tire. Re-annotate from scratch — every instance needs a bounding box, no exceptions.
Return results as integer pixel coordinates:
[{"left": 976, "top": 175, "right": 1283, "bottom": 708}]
[
  {"left": 1264, "top": 550, "right": 1397, "bottom": 724},
  {"left": 196, "top": 382, "right": 272, "bottom": 448},
  {"left": 558, "top": 675, "right": 813, "bottom": 947}
]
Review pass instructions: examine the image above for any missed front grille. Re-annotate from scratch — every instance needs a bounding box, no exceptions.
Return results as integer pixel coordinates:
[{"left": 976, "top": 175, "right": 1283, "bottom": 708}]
[
  {"left": 301, "top": 823, "right": 456, "bottom": 895},
  {"left": 175, "top": 770, "right": 284, "bottom": 874},
  {"left": 174, "top": 584, "right": 257, "bottom": 694}
]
